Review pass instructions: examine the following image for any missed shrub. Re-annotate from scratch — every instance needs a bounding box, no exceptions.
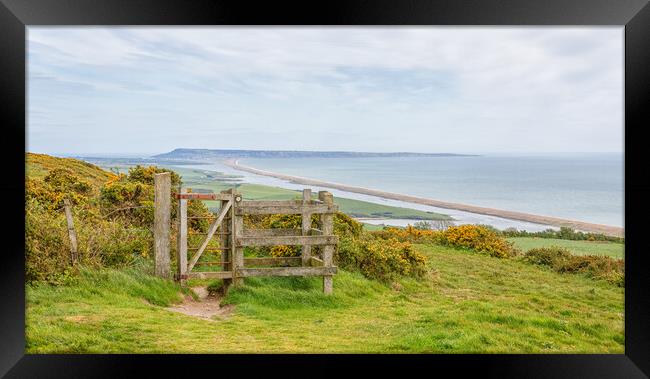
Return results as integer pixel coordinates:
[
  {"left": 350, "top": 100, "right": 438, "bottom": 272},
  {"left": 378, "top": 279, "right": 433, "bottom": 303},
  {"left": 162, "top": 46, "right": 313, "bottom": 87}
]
[
  {"left": 245, "top": 212, "right": 428, "bottom": 282},
  {"left": 334, "top": 212, "right": 363, "bottom": 238},
  {"left": 523, "top": 247, "right": 624, "bottom": 286},
  {"left": 25, "top": 200, "right": 80, "bottom": 284},
  {"left": 256, "top": 214, "right": 303, "bottom": 257},
  {"left": 25, "top": 198, "right": 154, "bottom": 284},
  {"left": 337, "top": 235, "right": 427, "bottom": 282},
  {"left": 100, "top": 181, "right": 154, "bottom": 226},
  {"left": 270, "top": 245, "right": 298, "bottom": 257},
  {"left": 371, "top": 225, "right": 443, "bottom": 244},
  {"left": 249, "top": 212, "right": 366, "bottom": 259},
  {"left": 187, "top": 197, "right": 212, "bottom": 233},
  {"left": 99, "top": 165, "right": 192, "bottom": 228},
  {"left": 558, "top": 255, "right": 624, "bottom": 286},
  {"left": 26, "top": 169, "right": 95, "bottom": 211},
  {"left": 523, "top": 246, "right": 573, "bottom": 267},
  {"left": 126, "top": 165, "right": 181, "bottom": 187},
  {"left": 442, "top": 225, "right": 519, "bottom": 258},
  {"left": 414, "top": 219, "right": 456, "bottom": 231},
  {"left": 25, "top": 157, "right": 203, "bottom": 284},
  {"left": 375, "top": 224, "right": 518, "bottom": 258},
  {"left": 501, "top": 226, "right": 624, "bottom": 243}
]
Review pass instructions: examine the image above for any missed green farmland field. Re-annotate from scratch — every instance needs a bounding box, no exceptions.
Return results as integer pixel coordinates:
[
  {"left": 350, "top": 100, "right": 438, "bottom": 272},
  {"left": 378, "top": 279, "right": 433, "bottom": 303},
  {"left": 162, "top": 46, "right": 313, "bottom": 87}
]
[{"left": 508, "top": 237, "right": 624, "bottom": 259}]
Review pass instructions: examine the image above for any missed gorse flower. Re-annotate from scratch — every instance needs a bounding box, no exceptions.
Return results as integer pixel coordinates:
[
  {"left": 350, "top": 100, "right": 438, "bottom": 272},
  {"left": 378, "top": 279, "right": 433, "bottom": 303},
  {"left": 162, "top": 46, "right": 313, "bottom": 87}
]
[{"left": 371, "top": 224, "right": 519, "bottom": 258}]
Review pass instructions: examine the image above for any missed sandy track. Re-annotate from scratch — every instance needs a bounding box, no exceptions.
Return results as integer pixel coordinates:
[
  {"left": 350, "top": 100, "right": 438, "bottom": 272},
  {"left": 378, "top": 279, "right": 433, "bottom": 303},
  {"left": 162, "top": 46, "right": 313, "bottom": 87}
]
[
  {"left": 166, "top": 287, "right": 234, "bottom": 321},
  {"left": 223, "top": 159, "right": 624, "bottom": 238}
]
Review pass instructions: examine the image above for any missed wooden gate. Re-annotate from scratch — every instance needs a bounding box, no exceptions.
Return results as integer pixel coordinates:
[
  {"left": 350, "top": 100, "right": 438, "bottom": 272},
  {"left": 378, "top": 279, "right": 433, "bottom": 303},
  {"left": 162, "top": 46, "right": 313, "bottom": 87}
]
[{"left": 173, "top": 187, "right": 339, "bottom": 294}]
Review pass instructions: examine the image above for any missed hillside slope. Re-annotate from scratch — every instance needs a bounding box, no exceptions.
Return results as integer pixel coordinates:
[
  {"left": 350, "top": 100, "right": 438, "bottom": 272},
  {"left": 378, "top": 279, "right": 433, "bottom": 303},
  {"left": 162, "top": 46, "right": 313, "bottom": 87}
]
[
  {"left": 26, "top": 244, "right": 623, "bottom": 353},
  {"left": 26, "top": 152, "right": 115, "bottom": 189}
]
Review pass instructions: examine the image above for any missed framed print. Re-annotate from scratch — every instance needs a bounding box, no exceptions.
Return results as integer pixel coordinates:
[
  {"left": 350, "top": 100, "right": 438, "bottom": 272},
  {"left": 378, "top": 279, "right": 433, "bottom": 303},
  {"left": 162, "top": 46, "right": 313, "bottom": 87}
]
[{"left": 1, "top": 0, "right": 649, "bottom": 377}]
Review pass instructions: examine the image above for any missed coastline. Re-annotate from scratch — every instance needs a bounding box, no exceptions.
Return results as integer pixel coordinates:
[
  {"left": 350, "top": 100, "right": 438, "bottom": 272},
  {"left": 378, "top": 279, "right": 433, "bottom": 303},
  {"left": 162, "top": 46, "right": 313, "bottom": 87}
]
[{"left": 223, "top": 158, "right": 624, "bottom": 237}]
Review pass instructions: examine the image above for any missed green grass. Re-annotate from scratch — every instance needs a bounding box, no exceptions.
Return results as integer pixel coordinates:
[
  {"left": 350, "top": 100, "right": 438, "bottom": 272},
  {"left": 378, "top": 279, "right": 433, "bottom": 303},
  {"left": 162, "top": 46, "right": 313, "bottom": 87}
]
[
  {"left": 26, "top": 244, "right": 623, "bottom": 353},
  {"left": 27, "top": 153, "right": 115, "bottom": 189},
  {"left": 362, "top": 223, "right": 385, "bottom": 231},
  {"left": 508, "top": 237, "right": 624, "bottom": 259}
]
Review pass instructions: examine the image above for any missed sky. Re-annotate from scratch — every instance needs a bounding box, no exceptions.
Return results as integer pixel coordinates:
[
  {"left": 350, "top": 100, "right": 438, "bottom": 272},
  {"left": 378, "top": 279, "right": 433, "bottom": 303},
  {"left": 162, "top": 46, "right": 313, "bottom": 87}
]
[{"left": 27, "top": 27, "right": 623, "bottom": 156}]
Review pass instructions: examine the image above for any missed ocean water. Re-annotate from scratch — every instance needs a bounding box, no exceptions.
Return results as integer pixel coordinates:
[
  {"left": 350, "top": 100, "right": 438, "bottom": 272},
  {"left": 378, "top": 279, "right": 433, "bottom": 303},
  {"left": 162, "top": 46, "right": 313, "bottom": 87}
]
[{"left": 237, "top": 153, "right": 624, "bottom": 227}]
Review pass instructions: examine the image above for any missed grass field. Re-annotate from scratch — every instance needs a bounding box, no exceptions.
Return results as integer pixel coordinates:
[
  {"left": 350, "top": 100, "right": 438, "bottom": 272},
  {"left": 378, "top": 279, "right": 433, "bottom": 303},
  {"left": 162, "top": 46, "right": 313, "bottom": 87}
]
[
  {"left": 361, "top": 223, "right": 385, "bottom": 231},
  {"left": 26, "top": 243, "right": 623, "bottom": 353},
  {"left": 508, "top": 237, "right": 624, "bottom": 259}
]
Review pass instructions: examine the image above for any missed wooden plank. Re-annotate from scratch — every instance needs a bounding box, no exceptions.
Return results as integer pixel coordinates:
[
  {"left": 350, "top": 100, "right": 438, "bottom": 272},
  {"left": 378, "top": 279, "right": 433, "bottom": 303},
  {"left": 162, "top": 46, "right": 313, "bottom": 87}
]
[
  {"left": 176, "top": 188, "right": 188, "bottom": 284},
  {"left": 236, "top": 235, "right": 338, "bottom": 247},
  {"left": 193, "top": 261, "right": 229, "bottom": 266},
  {"left": 235, "top": 204, "right": 337, "bottom": 216},
  {"left": 154, "top": 172, "right": 171, "bottom": 279},
  {"left": 310, "top": 256, "right": 324, "bottom": 267},
  {"left": 237, "top": 266, "right": 337, "bottom": 278},
  {"left": 319, "top": 191, "right": 335, "bottom": 295},
  {"left": 187, "top": 200, "right": 232, "bottom": 272},
  {"left": 240, "top": 200, "right": 316, "bottom": 207},
  {"left": 310, "top": 228, "right": 323, "bottom": 236},
  {"left": 187, "top": 271, "right": 233, "bottom": 280},
  {"left": 173, "top": 193, "right": 232, "bottom": 201},
  {"left": 244, "top": 257, "right": 302, "bottom": 267},
  {"left": 301, "top": 189, "right": 312, "bottom": 266},
  {"left": 220, "top": 190, "right": 233, "bottom": 287},
  {"left": 62, "top": 198, "right": 78, "bottom": 265},
  {"left": 232, "top": 191, "right": 245, "bottom": 286},
  {"left": 243, "top": 228, "right": 302, "bottom": 237}
]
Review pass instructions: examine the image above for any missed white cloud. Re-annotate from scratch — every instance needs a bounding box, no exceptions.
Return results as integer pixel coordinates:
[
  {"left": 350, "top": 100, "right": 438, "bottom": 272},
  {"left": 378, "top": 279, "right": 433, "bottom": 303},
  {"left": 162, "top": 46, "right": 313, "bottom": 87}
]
[{"left": 27, "top": 27, "right": 623, "bottom": 154}]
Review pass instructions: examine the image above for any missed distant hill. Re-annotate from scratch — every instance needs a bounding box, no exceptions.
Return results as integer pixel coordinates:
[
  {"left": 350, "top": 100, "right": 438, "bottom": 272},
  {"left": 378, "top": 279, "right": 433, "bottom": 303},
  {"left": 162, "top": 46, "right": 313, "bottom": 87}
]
[{"left": 154, "top": 148, "right": 477, "bottom": 160}]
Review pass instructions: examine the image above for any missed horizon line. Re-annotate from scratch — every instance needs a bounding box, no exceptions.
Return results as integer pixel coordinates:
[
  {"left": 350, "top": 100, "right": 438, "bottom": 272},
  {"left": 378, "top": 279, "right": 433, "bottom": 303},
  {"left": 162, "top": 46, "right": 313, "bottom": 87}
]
[{"left": 26, "top": 149, "right": 625, "bottom": 157}]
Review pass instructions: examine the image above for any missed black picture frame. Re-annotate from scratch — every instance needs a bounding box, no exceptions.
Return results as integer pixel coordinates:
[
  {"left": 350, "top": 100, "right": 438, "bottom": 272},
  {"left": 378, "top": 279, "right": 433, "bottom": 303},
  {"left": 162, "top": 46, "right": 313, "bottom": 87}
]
[{"left": 2, "top": 0, "right": 649, "bottom": 377}]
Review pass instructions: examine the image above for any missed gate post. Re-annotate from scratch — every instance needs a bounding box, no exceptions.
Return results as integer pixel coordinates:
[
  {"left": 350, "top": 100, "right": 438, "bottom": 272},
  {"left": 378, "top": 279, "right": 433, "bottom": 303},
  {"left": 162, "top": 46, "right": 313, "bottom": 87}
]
[
  {"left": 231, "top": 189, "right": 244, "bottom": 286},
  {"left": 176, "top": 187, "right": 188, "bottom": 284},
  {"left": 63, "top": 198, "right": 78, "bottom": 265},
  {"left": 301, "top": 189, "right": 312, "bottom": 266},
  {"left": 154, "top": 172, "right": 171, "bottom": 279},
  {"left": 319, "top": 191, "right": 334, "bottom": 295}
]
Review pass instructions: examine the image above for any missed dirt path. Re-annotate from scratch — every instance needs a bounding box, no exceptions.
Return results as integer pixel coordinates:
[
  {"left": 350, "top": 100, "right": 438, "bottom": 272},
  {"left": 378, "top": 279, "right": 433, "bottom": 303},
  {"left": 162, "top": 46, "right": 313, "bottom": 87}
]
[
  {"left": 223, "top": 158, "right": 624, "bottom": 237},
  {"left": 166, "top": 286, "right": 234, "bottom": 321}
]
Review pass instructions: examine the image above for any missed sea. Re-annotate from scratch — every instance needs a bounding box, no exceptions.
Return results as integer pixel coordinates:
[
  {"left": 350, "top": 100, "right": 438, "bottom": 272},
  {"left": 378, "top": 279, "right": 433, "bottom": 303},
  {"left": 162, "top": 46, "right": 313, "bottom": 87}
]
[{"left": 186, "top": 153, "right": 623, "bottom": 231}]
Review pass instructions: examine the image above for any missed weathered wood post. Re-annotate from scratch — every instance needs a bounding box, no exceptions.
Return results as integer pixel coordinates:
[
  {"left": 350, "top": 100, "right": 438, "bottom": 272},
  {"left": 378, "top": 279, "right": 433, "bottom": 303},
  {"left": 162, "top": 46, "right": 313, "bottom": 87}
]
[
  {"left": 63, "top": 198, "right": 78, "bottom": 265},
  {"left": 301, "top": 189, "right": 312, "bottom": 266},
  {"left": 176, "top": 187, "right": 188, "bottom": 284},
  {"left": 231, "top": 189, "right": 244, "bottom": 286},
  {"left": 221, "top": 188, "right": 233, "bottom": 288},
  {"left": 154, "top": 172, "right": 171, "bottom": 279},
  {"left": 319, "top": 191, "right": 334, "bottom": 295}
]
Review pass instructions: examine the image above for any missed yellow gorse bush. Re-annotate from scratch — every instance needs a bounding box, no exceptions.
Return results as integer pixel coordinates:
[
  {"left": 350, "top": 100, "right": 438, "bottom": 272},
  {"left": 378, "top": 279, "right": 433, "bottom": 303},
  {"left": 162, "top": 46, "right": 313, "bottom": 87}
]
[
  {"left": 372, "top": 224, "right": 518, "bottom": 258},
  {"left": 443, "top": 225, "right": 519, "bottom": 258},
  {"left": 372, "top": 225, "right": 443, "bottom": 243},
  {"left": 242, "top": 211, "right": 428, "bottom": 281},
  {"left": 358, "top": 237, "right": 427, "bottom": 280},
  {"left": 25, "top": 155, "right": 213, "bottom": 284}
]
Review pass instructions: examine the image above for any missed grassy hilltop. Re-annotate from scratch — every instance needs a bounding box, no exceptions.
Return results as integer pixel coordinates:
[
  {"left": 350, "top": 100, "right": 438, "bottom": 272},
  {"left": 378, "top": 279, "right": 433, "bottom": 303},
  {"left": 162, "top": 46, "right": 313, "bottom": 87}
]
[
  {"left": 27, "top": 245, "right": 623, "bottom": 353},
  {"left": 25, "top": 153, "right": 625, "bottom": 353},
  {"left": 27, "top": 152, "right": 115, "bottom": 187}
]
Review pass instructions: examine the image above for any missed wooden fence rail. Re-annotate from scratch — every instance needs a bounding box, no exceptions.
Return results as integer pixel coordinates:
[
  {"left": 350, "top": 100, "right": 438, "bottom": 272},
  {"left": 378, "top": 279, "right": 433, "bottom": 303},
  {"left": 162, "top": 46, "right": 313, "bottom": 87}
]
[{"left": 154, "top": 186, "right": 339, "bottom": 294}]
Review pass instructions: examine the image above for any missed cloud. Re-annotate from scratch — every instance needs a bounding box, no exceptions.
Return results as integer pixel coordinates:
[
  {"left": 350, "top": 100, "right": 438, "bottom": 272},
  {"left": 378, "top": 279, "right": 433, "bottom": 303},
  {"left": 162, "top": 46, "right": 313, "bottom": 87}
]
[{"left": 27, "top": 27, "right": 623, "bottom": 154}]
